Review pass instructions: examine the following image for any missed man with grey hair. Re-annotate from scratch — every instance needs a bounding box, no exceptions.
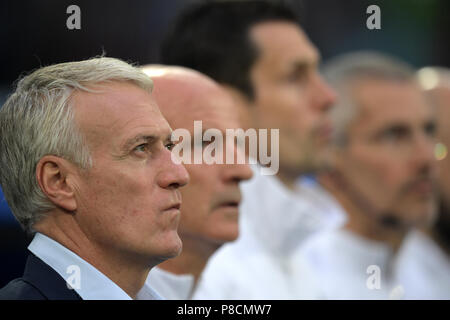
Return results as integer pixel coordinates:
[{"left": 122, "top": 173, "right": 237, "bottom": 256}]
[
  {"left": 394, "top": 67, "right": 450, "bottom": 299},
  {"left": 296, "top": 51, "right": 438, "bottom": 299},
  {"left": 0, "top": 57, "right": 189, "bottom": 299}
]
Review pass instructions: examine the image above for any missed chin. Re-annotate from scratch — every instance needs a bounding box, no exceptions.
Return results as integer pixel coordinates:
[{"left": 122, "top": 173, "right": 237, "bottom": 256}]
[
  {"left": 168, "top": 238, "right": 183, "bottom": 257},
  {"left": 154, "top": 236, "right": 183, "bottom": 260},
  {"left": 213, "top": 230, "right": 239, "bottom": 243}
]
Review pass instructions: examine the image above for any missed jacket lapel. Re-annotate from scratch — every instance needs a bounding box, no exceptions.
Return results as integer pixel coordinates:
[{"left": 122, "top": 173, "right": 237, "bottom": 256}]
[{"left": 22, "top": 252, "right": 82, "bottom": 300}]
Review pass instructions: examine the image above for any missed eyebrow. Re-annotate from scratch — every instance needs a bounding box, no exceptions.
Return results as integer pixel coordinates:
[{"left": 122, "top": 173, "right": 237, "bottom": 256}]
[
  {"left": 381, "top": 123, "right": 410, "bottom": 134},
  {"left": 374, "top": 118, "right": 436, "bottom": 138},
  {"left": 290, "top": 62, "right": 309, "bottom": 71},
  {"left": 287, "top": 57, "right": 320, "bottom": 74}
]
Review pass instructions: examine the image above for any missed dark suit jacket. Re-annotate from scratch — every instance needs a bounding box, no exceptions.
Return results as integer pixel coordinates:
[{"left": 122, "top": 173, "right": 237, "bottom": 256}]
[{"left": 0, "top": 252, "right": 82, "bottom": 300}]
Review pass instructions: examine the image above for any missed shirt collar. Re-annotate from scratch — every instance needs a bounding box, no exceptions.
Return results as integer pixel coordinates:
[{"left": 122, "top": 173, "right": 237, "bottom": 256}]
[
  {"left": 28, "top": 232, "right": 133, "bottom": 300},
  {"left": 295, "top": 176, "right": 347, "bottom": 229},
  {"left": 399, "top": 230, "right": 450, "bottom": 270},
  {"left": 138, "top": 266, "right": 195, "bottom": 300},
  {"left": 240, "top": 165, "right": 345, "bottom": 256},
  {"left": 315, "top": 229, "right": 396, "bottom": 276}
]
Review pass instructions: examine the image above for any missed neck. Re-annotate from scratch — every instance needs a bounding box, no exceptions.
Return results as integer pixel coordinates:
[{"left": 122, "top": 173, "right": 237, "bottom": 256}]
[
  {"left": 34, "top": 212, "right": 151, "bottom": 299},
  {"left": 319, "top": 173, "right": 406, "bottom": 253},
  {"left": 221, "top": 85, "right": 252, "bottom": 130},
  {"left": 343, "top": 210, "right": 406, "bottom": 253},
  {"left": 276, "top": 171, "right": 298, "bottom": 191},
  {"left": 157, "top": 236, "right": 218, "bottom": 285}
]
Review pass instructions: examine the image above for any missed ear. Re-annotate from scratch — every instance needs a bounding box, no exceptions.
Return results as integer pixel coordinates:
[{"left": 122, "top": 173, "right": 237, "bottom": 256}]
[
  {"left": 220, "top": 85, "right": 253, "bottom": 128},
  {"left": 36, "top": 155, "right": 78, "bottom": 212},
  {"left": 221, "top": 84, "right": 252, "bottom": 107}
]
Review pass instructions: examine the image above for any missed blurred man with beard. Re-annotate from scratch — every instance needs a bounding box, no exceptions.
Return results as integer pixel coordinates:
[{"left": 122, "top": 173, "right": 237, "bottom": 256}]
[
  {"left": 161, "top": 0, "right": 343, "bottom": 299},
  {"left": 394, "top": 67, "right": 450, "bottom": 299},
  {"left": 137, "top": 66, "right": 253, "bottom": 299},
  {"left": 297, "top": 52, "right": 438, "bottom": 299}
]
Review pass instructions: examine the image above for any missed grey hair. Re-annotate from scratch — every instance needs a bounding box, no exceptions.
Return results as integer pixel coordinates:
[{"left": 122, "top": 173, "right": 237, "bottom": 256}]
[
  {"left": 322, "top": 51, "right": 416, "bottom": 147},
  {"left": 0, "top": 57, "right": 153, "bottom": 233}
]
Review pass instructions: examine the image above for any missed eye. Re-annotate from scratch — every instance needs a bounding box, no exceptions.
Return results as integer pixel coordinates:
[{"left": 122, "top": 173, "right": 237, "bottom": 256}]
[
  {"left": 381, "top": 126, "right": 410, "bottom": 142},
  {"left": 286, "top": 70, "right": 306, "bottom": 83},
  {"left": 165, "top": 142, "right": 175, "bottom": 151},
  {"left": 284, "top": 66, "right": 308, "bottom": 84},
  {"left": 424, "top": 122, "right": 436, "bottom": 138},
  {"left": 134, "top": 143, "right": 149, "bottom": 153}
]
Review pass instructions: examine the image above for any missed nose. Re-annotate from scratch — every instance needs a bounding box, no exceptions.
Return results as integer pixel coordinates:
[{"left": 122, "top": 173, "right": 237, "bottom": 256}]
[
  {"left": 312, "top": 72, "right": 337, "bottom": 113},
  {"left": 222, "top": 144, "right": 254, "bottom": 183},
  {"left": 223, "top": 162, "right": 254, "bottom": 184},
  {"left": 158, "top": 149, "right": 190, "bottom": 189},
  {"left": 411, "top": 132, "right": 436, "bottom": 174}
]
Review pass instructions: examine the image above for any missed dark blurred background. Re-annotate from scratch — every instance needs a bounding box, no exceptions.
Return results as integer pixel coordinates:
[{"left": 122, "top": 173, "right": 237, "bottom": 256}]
[{"left": 0, "top": 0, "right": 449, "bottom": 287}]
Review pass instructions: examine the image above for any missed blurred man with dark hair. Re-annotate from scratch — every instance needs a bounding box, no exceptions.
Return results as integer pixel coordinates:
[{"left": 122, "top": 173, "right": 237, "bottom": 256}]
[
  {"left": 161, "top": 0, "right": 343, "bottom": 298},
  {"left": 297, "top": 52, "right": 439, "bottom": 299}
]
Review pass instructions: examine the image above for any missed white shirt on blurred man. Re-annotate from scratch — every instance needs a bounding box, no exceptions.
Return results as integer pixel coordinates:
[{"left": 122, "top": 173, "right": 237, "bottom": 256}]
[{"left": 193, "top": 166, "right": 345, "bottom": 299}]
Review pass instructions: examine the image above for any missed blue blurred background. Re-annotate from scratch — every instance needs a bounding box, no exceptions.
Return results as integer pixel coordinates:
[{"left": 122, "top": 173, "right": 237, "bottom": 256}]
[{"left": 0, "top": 0, "right": 449, "bottom": 287}]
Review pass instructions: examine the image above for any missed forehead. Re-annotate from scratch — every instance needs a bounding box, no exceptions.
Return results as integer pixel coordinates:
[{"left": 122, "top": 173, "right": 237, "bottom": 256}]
[
  {"left": 155, "top": 77, "right": 241, "bottom": 133},
  {"left": 432, "top": 87, "right": 450, "bottom": 118},
  {"left": 72, "top": 81, "right": 170, "bottom": 148},
  {"left": 352, "top": 79, "right": 432, "bottom": 129},
  {"left": 188, "top": 88, "right": 240, "bottom": 132},
  {"left": 250, "top": 21, "right": 319, "bottom": 70},
  {"left": 432, "top": 87, "right": 450, "bottom": 138}
]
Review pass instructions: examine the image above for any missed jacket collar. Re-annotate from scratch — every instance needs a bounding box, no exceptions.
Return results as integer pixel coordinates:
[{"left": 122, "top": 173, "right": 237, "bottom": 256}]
[{"left": 22, "top": 252, "right": 82, "bottom": 300}]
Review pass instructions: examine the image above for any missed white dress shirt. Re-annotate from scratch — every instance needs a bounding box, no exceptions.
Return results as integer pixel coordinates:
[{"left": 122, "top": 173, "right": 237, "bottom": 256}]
[
  {"left": 139, "top": 266, "right": 195, "bottom": 300},
  {"left": 192, "top": 166, "right": 346, "bottom": 299},
  {"left": 29, "top": 232, "right": 162, "bottom": 300},
  {"left": 396, "top": 230, "right": 450, "bottom": 299},
  {"left": 297, "top": 229, "right": 405, "bottom": 299}
]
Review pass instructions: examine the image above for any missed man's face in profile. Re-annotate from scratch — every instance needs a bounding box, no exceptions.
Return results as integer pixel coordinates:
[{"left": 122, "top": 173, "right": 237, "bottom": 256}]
[
  {"left": 432, "top": 86, "right": 450, "bottom": 210},
  {"left": 152, "top": 75, "right": 253, "bottom": 249},
  {"left": 334, "top": 79, "right": 438, "bottom": 227},
  {"left": 431, "top": 85, "right": 450, "bottom": 237},
  {"left": 69, "top": 81, "right": 189, "bottom": 262},
  {"left": 248, "top": 21, "right": 337, "bottom": 176}
]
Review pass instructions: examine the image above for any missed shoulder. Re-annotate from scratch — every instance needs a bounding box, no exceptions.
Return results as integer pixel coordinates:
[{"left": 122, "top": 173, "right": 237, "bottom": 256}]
[
  {"left": 1, "top": 252, "right": 82, "bottom": 300},
  {"left": 0, "top": 278, "right": 46, "bottom": 300}
]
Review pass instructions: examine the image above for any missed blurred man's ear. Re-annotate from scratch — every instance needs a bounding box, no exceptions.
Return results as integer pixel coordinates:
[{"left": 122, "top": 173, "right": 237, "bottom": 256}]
[
  {"left": 36, "top": 155, "right": 78, "bottom": 212},
  {"left": 221, "top": 84, "right": 253, "bottom": 129}
]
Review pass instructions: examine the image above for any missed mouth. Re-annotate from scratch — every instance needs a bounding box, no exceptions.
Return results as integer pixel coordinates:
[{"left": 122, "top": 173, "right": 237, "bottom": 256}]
[
  {"left": 218, "top": 200, "right": 240, "bottom": 208},
  {"left": 163, "top": 202, "right": 181, "bottom": 213},
  {"left": 315, "top": 122, "right": 334, "bottom": 143},
  {"left": 213, "top": 189, "right": 242, "bottom": 212},
  {"left": 407, "top": 179, "right": 435, "bottom": 197},
  {"left": 215, "top": 198, "right": 241, "bottom": 214},
  {"left": 410, "top": 181, "right": 433, "bottom": 195}
]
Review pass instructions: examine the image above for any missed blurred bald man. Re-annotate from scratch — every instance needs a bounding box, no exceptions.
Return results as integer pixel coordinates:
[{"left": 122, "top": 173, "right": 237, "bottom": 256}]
[
  {"left": 395, "top": 67, "right": 450, "bottom": 299},
  {"left": 136, "top": 66, "right": 253, "bottom": 299}
]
